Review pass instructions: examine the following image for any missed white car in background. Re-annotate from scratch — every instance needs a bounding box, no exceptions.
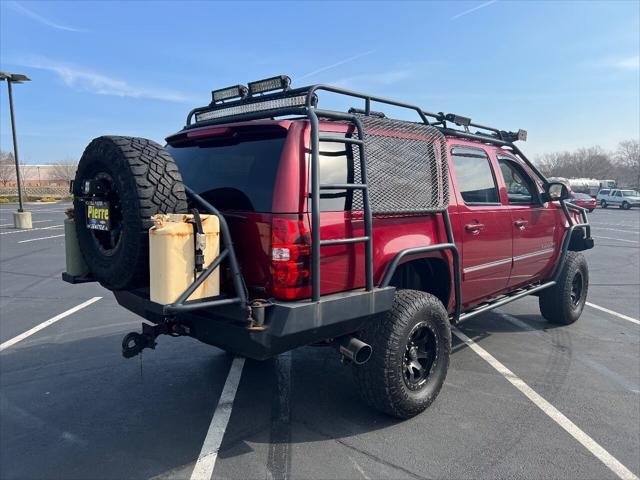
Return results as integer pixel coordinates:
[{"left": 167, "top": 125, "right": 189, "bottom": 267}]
[{"left": 598, "top": 189, "right": 640, "bottom": 210}]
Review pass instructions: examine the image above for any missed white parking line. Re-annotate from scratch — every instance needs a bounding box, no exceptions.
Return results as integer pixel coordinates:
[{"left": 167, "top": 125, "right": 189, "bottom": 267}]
[
  {"left": 0, "top": 220, "right": 53, "bottom": 227},
  {"left": 0, "top": 224, "right": 63, "bottom": 235},
  {"left": 190, "top": 356, "right": 245, "bottom": 480},
  {"left": 593, "top": 235, "right": 639, "bottom": 244},
  {"left": 586, "top": 302, "right": 640, "bottom": 325},
  {"left": 0, "top": 297, "right": 102, "bottom": 352},
  {"left": 17, "top": 234, "right": 65, "bottom": 244},
  {"left": 452, "top": 327, "right": 639, "bottom": 480}
]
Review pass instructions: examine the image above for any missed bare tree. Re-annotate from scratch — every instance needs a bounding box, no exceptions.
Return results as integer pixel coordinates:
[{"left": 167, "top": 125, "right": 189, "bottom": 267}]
[
  {"left": 615, "top": 140, "right": 640, "bottom": 188},
  {"left": 536, "top": 146, "right": 616, "bottom": 180},
  {"left": 0, "top": 150, "right": 16, "bottom": 186},
  {"left": 50, "top": 159, "right": 78, "bottom": 182},
  {"left": 536, "top": 151, "right": 573, "bottom": 178},
  {"left": 571, "top": 146, "right": 615, "bottom": 179}
]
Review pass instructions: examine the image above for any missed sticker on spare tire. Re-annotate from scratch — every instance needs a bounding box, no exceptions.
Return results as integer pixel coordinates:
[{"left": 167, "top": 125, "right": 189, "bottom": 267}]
[{"left": 86, "top": 200, "right": 110, "bottom": 231}]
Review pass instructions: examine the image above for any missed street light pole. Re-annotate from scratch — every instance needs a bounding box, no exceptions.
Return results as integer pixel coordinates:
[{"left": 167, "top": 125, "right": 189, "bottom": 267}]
[
  {"left": 1, "top": 71, "right": 32, "bottom": 228},
  {"left": 6, "top": 79, "right": 25, "bottom": 212}
]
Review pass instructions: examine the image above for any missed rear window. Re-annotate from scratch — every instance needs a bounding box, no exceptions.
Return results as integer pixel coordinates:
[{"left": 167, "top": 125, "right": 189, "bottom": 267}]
[{"left": 167, "top": 131, "right": 286, "bottom": 212}]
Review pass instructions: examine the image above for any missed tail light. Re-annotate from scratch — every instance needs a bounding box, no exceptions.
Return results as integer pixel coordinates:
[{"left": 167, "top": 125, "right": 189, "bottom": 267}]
[{"left": 270, "top": 216, "right": 311, "bottom": 300}]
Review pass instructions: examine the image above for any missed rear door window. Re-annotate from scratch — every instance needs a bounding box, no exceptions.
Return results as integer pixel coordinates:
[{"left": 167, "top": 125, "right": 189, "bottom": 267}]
[
  {"left": 167, "top": 129, "right": 286, "bottom": 212},
  {"left": 314, "top": 135, "right": 361, "bottom": 211},
  {"left": 451, "top": 147, "right": 499, "bottom": 204}
]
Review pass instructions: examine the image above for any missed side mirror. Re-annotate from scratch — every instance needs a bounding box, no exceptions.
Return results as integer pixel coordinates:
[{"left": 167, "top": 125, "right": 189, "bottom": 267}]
[{"left": 543, "top": 182, "right": 570, "bottom": 202}]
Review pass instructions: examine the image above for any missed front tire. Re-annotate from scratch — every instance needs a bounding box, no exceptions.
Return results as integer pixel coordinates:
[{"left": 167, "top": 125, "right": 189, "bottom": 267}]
[
  {"left": 353, "top": 290, "right": 451, "bottom": 419},
  {"left": 600, "top": 200, "right": 607, "bottom": 208},
  {"left": 539, "top": 251, "right": 588, "bottom": 325}
]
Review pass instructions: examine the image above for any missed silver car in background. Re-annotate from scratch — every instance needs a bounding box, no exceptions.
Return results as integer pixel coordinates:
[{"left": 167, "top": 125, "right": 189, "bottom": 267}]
[{"left": 598, "top": 189, "right": 640, "bottom": 209}]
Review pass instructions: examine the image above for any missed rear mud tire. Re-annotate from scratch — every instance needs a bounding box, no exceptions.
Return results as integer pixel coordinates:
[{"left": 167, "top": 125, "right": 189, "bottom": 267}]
[
  {"left": 353, "top": 290, "right": 451, "bottom": 419},
  {"left": 73, "top": 136, "right": 187, "bottom": 290},
  {"left": 539, "top": 251, "right": 588, "bottom": 325}
]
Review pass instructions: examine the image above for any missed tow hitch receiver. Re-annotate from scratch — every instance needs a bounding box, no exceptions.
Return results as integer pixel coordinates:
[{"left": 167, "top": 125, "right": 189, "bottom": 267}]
[{"left": 121, "top": 322, "right": 189, "bottom": 358}]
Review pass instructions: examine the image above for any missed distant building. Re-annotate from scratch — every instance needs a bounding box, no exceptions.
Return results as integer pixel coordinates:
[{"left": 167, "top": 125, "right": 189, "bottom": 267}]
[{"left": 3, "top": 165, "right": 73, "bottom": 187}]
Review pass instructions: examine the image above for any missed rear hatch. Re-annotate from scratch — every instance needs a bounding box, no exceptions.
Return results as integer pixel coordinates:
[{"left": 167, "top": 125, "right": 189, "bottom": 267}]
[{"left": 166, "top": 123, "right": 310, "bottom": 300}]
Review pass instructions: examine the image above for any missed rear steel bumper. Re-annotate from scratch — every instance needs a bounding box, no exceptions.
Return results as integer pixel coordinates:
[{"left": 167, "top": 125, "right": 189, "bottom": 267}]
[{"left": 113, "top": 287, "right": 395, "bottom": 360}]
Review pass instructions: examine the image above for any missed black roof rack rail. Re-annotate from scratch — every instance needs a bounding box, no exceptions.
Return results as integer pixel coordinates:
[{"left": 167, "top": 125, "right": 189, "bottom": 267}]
[{"left": 180, "top": 78, "right": 545, "bottom": 184}]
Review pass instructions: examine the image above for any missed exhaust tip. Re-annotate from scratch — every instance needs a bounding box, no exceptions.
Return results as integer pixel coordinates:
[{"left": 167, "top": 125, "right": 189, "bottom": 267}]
[
  {"left": 352, "top": 343, "right": 372, "bottom": 365},
  {"left": 334, "top": 336, "right": 372, "bottom": 365}
]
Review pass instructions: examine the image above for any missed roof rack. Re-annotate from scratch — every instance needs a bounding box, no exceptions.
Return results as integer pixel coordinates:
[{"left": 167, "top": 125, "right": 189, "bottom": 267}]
[{"left": 182, "top": 75, "right": 543, "bottom": 183}]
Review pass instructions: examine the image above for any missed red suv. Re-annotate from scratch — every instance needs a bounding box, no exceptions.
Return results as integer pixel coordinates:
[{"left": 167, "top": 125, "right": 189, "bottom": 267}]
[{"left": 66, "top": 76, "right": 593, "bottom": 418}]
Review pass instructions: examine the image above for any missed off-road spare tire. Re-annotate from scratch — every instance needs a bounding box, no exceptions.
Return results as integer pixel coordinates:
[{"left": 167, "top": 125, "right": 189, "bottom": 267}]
[{"left": 73, "top": 136, "right": 187, "bottom": 290}]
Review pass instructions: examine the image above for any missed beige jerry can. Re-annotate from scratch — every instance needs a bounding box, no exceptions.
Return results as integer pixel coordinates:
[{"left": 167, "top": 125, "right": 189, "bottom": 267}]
[{"left": 149, "top": 213, "right": 220, "bottom": 304}]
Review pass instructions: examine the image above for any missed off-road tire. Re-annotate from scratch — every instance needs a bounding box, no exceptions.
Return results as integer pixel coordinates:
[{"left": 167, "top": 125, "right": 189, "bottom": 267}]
[
  {"left": 621, "top": 201, "right": 631, "bottom": 210},
  {"left": 600, "top": 200, "right": 607, "bottom": 208},
  {"left": 73, "top": 136, "right": 187, "bottom": 290},
  {"left": 539, "top": 251, "right": 588, "bottom": 325},
  {"left": 353, "top": 290, "right": 451, "bottom": 419}
]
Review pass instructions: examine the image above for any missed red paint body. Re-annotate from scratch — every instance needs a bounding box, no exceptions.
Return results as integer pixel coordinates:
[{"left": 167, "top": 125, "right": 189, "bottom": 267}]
[{"left": 168, "top": 120, "right": 569, "bottom": 314}]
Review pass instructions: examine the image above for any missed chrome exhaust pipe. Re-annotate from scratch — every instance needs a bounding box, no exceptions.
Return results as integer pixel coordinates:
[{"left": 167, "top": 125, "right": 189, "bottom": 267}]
[{"left": 332, "top": 336, "right": 372, "bottom": 365}]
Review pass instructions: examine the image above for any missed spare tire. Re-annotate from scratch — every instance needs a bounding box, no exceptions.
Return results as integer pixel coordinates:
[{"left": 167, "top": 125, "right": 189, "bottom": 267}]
[{"left": 73, "top": 136, "right": 187, "bottom": 290}]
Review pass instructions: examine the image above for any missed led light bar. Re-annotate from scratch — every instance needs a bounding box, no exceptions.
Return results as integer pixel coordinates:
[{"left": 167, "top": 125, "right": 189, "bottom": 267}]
[
  {"left": 517, "top": 129, "right": 528, "bottom": 141},
  {"left": 195, "top": 94, "right": 308, "bottom": 123},
  {"left": 212, "top": 85, "right": 248, "bottom": 103},
  {"left": 248, "top": 75, "right": 291, "bottom": 95}
]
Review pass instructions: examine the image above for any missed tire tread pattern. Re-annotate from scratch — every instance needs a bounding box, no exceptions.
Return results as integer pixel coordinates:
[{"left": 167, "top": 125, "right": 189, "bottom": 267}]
[
  {"left": 353, "top": 290, "right": 451, "bottom": 419},
  {"left": 539, "top": 251, "right": 588, "bottom": 325},
  {"left": 74, "top": 136, "right": 187, "bottom": 290}
]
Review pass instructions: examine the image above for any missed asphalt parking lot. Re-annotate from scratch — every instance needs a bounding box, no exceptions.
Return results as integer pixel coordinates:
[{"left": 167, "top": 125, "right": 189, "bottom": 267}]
[{"left": 1, "top": 202, "right": 638, "bottom": 480}]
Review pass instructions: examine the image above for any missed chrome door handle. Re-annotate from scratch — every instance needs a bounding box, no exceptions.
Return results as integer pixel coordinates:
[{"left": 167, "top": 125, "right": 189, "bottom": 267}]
[
  {"left": 465, "top": 223, "right": 485, "bottom": 233},
  {"left": 514, "top": 219, "right": 528, "bottom": 229}
]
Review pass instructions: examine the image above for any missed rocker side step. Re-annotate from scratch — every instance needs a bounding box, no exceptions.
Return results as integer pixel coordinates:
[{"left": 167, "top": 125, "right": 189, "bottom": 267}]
[{"left": 457, "top": 281, "right": 556, "bottom": 323}]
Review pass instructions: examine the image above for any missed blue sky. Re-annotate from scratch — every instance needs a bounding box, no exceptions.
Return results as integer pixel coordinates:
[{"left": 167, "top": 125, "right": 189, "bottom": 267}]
[{"left": 1, "top": 0, "right": 638, "bottom": 164}]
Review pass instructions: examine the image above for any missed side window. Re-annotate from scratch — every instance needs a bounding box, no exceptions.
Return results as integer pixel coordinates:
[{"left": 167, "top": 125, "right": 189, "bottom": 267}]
[
  {"left": 451, "top": 147, "right": 499, "bottom": 204},
  {"left": 314, "top": 136, "right": 359, "bottom": 211},
  {"left": 498, "top": 158, "right": 539, "bottom": 205},
  {"left": 613, "top": 190, "right": 620, "bottom": 197}
]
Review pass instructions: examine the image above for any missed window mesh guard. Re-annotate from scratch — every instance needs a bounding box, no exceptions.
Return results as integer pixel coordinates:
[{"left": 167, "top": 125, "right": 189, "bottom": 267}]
[{"left": 351, "top": 115, "right": 449, "bottom": 214}]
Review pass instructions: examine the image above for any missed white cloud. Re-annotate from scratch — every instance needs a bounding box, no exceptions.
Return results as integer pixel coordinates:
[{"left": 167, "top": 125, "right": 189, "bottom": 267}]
[
  {"left": 10, "top": 57, "right": 195, "bottom": 102},
  {"left": 296, "top": 50, "right": 377, "bottom": 82},
  {"left": 587, "top": 55, "right": 640, "bottom": 71},
  {"left": 610, "top": 56, "right": 640, "bottom": 71},
  {"left": 331, "top": 70, "right": 414, "bottom": 89},
  {"left": 7, "top": 1, "right": 86, "bottom": 32},
  {"left": 451, "top": 0, "right": 497, "bottom": 20}
]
